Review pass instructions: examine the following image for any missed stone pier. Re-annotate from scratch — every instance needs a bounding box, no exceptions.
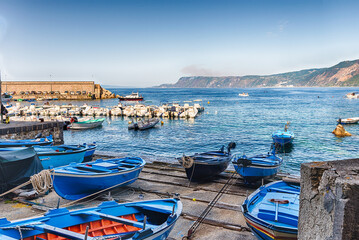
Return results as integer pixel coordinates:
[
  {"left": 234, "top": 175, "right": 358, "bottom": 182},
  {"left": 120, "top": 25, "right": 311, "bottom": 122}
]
[
  {"left": 299, "top": 159, "right": 359, "bottom": 239},
  {"left": 0, "top": 121, "right": 64, "bottom": 144}
]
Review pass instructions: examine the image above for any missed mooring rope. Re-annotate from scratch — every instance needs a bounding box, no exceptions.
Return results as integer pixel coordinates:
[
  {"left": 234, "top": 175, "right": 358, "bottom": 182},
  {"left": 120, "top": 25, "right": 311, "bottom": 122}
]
[{"left": 30, "top": 170, "right": 53, "bottom": 195}]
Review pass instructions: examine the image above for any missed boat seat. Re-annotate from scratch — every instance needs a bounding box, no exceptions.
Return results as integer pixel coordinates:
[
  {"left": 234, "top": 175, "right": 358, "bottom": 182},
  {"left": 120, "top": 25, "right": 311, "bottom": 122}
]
[
  {"left": 29, "top": 223, "right": 95, "bottom": 240},
  {"left": 257, "top": 208, "right": 298, "bottom": 227},
  {"left": 71, "top": 211, "right": 156, "bottom": 229},
  {"left": 268, "top": 187, "right": 300, "bottom": 195},
  {"left": 136, "top": 203, "right": 174, "bottom": 214}
]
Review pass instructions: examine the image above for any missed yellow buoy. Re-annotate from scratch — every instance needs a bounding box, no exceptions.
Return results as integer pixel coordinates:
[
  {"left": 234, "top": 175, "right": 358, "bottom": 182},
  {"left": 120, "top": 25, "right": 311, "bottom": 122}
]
[
  {"left": 128, "top": 121, "right": 132, "bottom": 124},
  {"left": 207, "top": 101, "right": 210, "bottom": 104},
  {"left": 161, "top": 121, "right": 164, "bottom": 125},
  {"left": 192, "top": 198, "right": 196, "bottom": 201}
]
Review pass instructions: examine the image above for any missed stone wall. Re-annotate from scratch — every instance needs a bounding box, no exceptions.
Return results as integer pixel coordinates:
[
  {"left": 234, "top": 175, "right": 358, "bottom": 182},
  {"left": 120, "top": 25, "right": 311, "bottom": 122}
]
[
  {"left": 0, "top": 121, "right": 64, "bottom": 144},
  {"left": 299, "top": 159, "right": 359, "bottom": 240}
]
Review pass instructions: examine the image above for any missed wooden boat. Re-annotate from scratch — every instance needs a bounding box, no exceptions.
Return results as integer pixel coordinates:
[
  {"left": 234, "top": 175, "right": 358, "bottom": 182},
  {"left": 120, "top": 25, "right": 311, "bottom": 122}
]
[
  {"left": 232, "top": 148, "right": 282, "bottom": 184},
  {"left": 242, "top": 180, "right": 300, "bottom": 240},
  {"left": 34, "top": 145, "right": 87, "bottom": 169},
  {"left": 129, "top": 118, "right": 159, "bottom": 130},
  {"left": 178, "top": 142, "right": 236, "bottom": 181},
  {"left": 52, "top": 157, "right": 145, "bottom": 200},
  {"left": 272, "top": 122, "right": 294, "bottom": 146},
  {"left": 119, "top": 92, "right": 144, "bottom": 101},
  {"left": 0, "top": 135, "right": 53, "bottom": 148},
  {"left": 0, "top": 198, "right": 182, "bottom": 240},
  {"left": 69, "top": 117, "right": 105, "bottom": 130},
  {"left": 337, "top": 117, "right": 359, "bottom": 124},
  {"left": 0, "top": 147, "right": 43, "bottom": 194}
]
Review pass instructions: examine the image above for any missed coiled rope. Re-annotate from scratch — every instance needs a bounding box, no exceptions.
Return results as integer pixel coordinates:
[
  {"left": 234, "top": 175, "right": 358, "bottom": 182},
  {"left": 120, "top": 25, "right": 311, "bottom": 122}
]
[{"left": 30, "top": 170, "right": 53, "bottom": 194}]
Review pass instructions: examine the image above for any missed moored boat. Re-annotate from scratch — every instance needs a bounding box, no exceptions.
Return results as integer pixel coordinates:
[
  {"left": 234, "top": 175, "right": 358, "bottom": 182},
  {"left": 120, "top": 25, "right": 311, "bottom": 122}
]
[
  {"left": 129, "top": 118, "right": 160, "bottom": 130},
  {"left": 242, "top": 180, "right": 300, "bottom": 240},
  {"left": 0, "top": 198, "right": 182, "bottom": 240},
  {"left": 69, "top": 117, "right": 105, "bottom": 130},
  {"left": 119, "top": 92, "right": 144, "bottom": 101},
  {"left": 0, "top": 135, "right": 53, "bottom": 148},
  {"left": 238, "top": 92, "right": 249, "bottom": 97},
  {"left": 35, "top": 145, "right": 87, "bottom": 169},
  {"left": 178, "top": 142, "right": 236, "bottom": 181},
  {"left": 346, "top": 92, "right": 359, "bottom": 99},
  {"left": 232, "top": 148, "right": 282, "bottom": 184},
  {"left": 272, "top": 122, "right": 294, "bottom": 146},
  {"left": 52, "top": 157, "right": 145, "bottom": 200},
  {"left": 337, "top": 117, "right": 359, "bottom": 124}
]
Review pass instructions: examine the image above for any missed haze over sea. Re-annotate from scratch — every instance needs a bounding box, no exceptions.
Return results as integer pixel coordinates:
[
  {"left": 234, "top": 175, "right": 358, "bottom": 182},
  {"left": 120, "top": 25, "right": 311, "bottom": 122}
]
[{"left": 63, "top": 87, "right": 359, "bottom": 175}]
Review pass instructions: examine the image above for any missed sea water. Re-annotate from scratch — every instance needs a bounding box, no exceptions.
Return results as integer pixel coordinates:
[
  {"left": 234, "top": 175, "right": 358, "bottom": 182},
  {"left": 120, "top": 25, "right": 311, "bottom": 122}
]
[{"left": 63, "top": 87, "right": 359, "bottom": 175}]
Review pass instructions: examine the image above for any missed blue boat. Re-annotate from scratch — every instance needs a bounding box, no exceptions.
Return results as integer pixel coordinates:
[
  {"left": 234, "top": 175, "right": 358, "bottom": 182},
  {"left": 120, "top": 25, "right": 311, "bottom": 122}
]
[
  {"left": 232, "top": 148, "right": 282, "bottom": 184},
  {"left": 242, "top": 180, "right": 300, "bottom": 240},
  {"left": 178, "top": 142, "right": 236, "bottom": 181},
  {"left": 0, "top": 135, "right": 53, "bottom": 148},
  {"left": 35, "top": 145, "right": 87, "bottom": 169},
  {"left": 272, "top": 130, "right": 294, "bottom": 146},
  {"left": 0, "top": 198, "right": 182, "bottom": 240},
  {"left": 53, "top": 157, "right": 145, "bottom": 200},
  {"left": 68, "top": 142, "right": 97, "bottom": 162}
]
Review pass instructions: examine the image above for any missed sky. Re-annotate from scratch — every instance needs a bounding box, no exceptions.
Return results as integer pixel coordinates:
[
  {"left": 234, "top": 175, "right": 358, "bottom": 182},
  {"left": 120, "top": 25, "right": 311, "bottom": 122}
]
[{"left": 0, "top": 0, "right": 359, "bottom": 87}]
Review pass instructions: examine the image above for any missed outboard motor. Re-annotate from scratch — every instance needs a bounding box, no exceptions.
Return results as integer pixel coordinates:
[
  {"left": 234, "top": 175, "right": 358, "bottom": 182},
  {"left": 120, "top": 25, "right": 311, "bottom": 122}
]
[{"left": 227, "top": 142, "right": 236, "bottom": 153}]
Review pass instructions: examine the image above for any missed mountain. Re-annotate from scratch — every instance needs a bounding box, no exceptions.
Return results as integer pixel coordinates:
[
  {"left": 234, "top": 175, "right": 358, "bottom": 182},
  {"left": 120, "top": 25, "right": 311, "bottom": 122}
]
[{"left": 159, "top": 60, "right": 359, "bottom": 88}]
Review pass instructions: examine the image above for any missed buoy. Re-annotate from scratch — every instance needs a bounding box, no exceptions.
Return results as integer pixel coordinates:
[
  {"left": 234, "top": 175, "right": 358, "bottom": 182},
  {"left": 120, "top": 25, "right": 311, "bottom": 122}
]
[
  {"left": 207, "top": 101, "right": 210, "bottom": 104},
  {"left": 192, "top": 198, "right": 196, "bottom": 201},
  {"left": 128, "top": 121, "right": 132, "bottom": 124},
  {"left": 161, "top": 121, "right": 164, "bottom": 125}
]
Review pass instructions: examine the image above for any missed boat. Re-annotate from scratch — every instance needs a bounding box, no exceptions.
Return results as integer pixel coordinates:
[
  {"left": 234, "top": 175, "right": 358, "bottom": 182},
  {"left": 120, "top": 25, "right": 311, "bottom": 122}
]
[
  {"left": 272, "top": 122, "right": 294, "bottom": 146},
  {"left": 0, "top": 198, "right": 182, "bottom": 240},
  {"left": 0, "top": 135, "right": 53, "bottom": 148},
  {"left": 232, "top": 148, "right": 283, "bottom": 184},
  {"left": 238, "top": 92, "right": 249, "bottom": 97},
  {"left": 52, "top": 157, "right": 145, "bottom": 200},
  {"left": 337, "top": 117, "right": 359, "bottom": 124},
  {"left": 1, "top": 93, "right": 12, "bottom": 103},
  {"left": 67, "top": 142, "right": 97, "bottom": 162},
  {"left": 35, "top": 145, "right": 87, "bottom": 169},
  {"left": 0, "top": 147, "right": 43, "bottom": 194},
  {"left": 119, "top": 92, "right": 144, "bottom": 101},
  {"left": 129, "top": 118, "right": 160, "bottom": 130},
  {"left": 242, "top": 180, "right": 300, "bottom": 240},
  {"left": 346, "top": 92, "right": 359, "bottom": 99},
  {"left": 68, "top": 117, "right": 105, "bottom": 130},
  {"left": 178, "top": 142, "right": 236, "bottom": 181}
]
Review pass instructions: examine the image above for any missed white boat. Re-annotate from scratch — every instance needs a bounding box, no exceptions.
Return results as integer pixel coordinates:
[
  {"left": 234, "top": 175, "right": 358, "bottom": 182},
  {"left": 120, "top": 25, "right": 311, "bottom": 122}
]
[
  {"left": 337, "top": 117, "right": 359, "bottom": 124},
  {"left": 129, "top": 118, "right": 159, "bottom": 130},
  {"left": 346, "top": 92, "right": 359, "bottom": 99},
  {"left": 69, "top": 118, "right": 105, "bottom": 130},
  {"left": 238, "top": 92, "right": 249, "bottom": 97}
]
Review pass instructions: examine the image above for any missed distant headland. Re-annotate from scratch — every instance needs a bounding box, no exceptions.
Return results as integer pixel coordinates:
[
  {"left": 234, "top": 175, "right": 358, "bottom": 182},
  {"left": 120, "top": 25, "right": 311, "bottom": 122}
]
[{"left": 159, "top": 59, "right": 359, "bottom": 88}]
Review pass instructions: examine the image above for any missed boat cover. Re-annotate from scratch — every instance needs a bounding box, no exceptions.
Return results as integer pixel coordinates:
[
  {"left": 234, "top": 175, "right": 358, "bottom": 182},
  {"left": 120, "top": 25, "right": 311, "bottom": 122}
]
[{"left": 0, "top": 147, "right": 43, "bottom": 193}]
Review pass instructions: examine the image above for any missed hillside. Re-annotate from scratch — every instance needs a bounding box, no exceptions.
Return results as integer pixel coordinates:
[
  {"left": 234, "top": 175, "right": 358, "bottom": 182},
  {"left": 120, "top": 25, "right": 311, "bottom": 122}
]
[{"left": 159, "top": 60, "right": 359, "bottom": 88}]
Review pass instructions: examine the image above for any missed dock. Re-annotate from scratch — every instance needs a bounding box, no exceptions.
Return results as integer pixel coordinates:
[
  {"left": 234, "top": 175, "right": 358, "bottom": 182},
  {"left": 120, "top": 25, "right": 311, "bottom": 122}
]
[{"left": 0, "top": 156, "right": 259, "bottom": 239}]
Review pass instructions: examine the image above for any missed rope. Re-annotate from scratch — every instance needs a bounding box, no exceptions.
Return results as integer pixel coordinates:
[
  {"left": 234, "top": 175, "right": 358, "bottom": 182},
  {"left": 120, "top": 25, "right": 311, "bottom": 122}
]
[{"left": 30, "top": 170, "right": 53, "bottom": 195}]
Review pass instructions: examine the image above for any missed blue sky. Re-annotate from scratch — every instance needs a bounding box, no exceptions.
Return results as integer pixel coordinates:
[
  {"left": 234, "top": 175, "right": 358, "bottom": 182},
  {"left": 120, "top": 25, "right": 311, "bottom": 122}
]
[{"left": 0, "top": 0, "right": 359, "bottom": 87}]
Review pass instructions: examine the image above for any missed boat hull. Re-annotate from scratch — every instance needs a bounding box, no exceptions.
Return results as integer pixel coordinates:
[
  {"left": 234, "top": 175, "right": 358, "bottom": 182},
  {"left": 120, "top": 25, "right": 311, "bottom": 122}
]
[
  {"left": 183, "top": 158, "right": 230, "bottom": 181},
  {"left": 70, "top": 119, "right": 104, "bottom": 130},
  {"left": 53, "top": 166, "right": 144, "bottom": 200},
  {"left": 119, "top": 97, "right": 143, "bottom": 101},
  {"left": 272, "top": 130, "right": 294, "bottom": 146},
  {"left": 233, "top": 164, "right": 280, "bottom": 182},
  {"left": 0, "top": 135, "right": 53, "bottom": 148},
  {"left": 0, "top": 198, "right": 182, "bottom": 240},
  {"left": 36, "top": 146, "right": 87, "bottom": 169}
]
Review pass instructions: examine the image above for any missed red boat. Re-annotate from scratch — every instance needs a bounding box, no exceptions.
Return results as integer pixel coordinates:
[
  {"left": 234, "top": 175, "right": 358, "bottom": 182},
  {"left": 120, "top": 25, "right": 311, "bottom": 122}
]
[{"left": 118, "top": 92, "right": 144, "bottom": 101}]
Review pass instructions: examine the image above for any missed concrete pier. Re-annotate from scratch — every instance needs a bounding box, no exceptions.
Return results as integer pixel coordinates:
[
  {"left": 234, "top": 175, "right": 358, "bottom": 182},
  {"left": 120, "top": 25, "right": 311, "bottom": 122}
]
[
  {"left": 0, "top": 121, "right": 64, "bottom": 144},
  {"left": 299, "top": 159, "right": 359, "bottom": 239}
]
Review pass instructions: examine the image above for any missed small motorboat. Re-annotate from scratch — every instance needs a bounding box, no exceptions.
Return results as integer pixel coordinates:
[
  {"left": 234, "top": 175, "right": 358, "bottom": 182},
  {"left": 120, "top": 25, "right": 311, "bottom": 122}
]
[
  {"left": 337, "top": 117, "right": 359, "bottom": 124},
  {"left": 238, "top": 92, "right": 249, "bottom": 97},
  {"left": 34, "top": 145, "right": 87, "bottom": 169},
  {"left": 232, "top": 148, "right": 282, "bottom": 184},
  {"left": 346, "top": 92, "right": 359, "bottom": 99},
  {"left": 272, "top": 122, "right": 294, "bottom": 146},
  {"left": 119, "top": 92, "right": 144, "bottom": 101},
  {"left": 129, "top": 118, "right": 160, "bottom": 130},
  {"left": 69, "top": 117, "right": 105, "bottom": 130},
  {"left": 0, "top": 198, "right": 182, "bottom": 240},
  {"left": 242, "top": 180, "right": 300, "bottom": 240},
  {"left": 52, "top": 157, "right": 145, "bottom": 200},
  {"left": 0, "top": 135, "right": 53, "bottom": 148},
  {"left": 178, "top": 142, "right": 236, "bottom": 181}
]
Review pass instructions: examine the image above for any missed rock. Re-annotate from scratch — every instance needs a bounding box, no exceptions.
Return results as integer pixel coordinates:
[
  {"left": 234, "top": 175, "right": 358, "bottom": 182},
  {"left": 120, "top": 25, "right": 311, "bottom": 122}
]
[{"left": 332, "top": 124, "right": 352, "bottom": 137}]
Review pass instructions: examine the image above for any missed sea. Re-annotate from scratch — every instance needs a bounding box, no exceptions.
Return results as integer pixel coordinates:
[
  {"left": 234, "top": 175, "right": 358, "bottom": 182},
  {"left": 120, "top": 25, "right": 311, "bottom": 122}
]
[{"left": 63, "top": 87, "right": 359, "bottom": 175}]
